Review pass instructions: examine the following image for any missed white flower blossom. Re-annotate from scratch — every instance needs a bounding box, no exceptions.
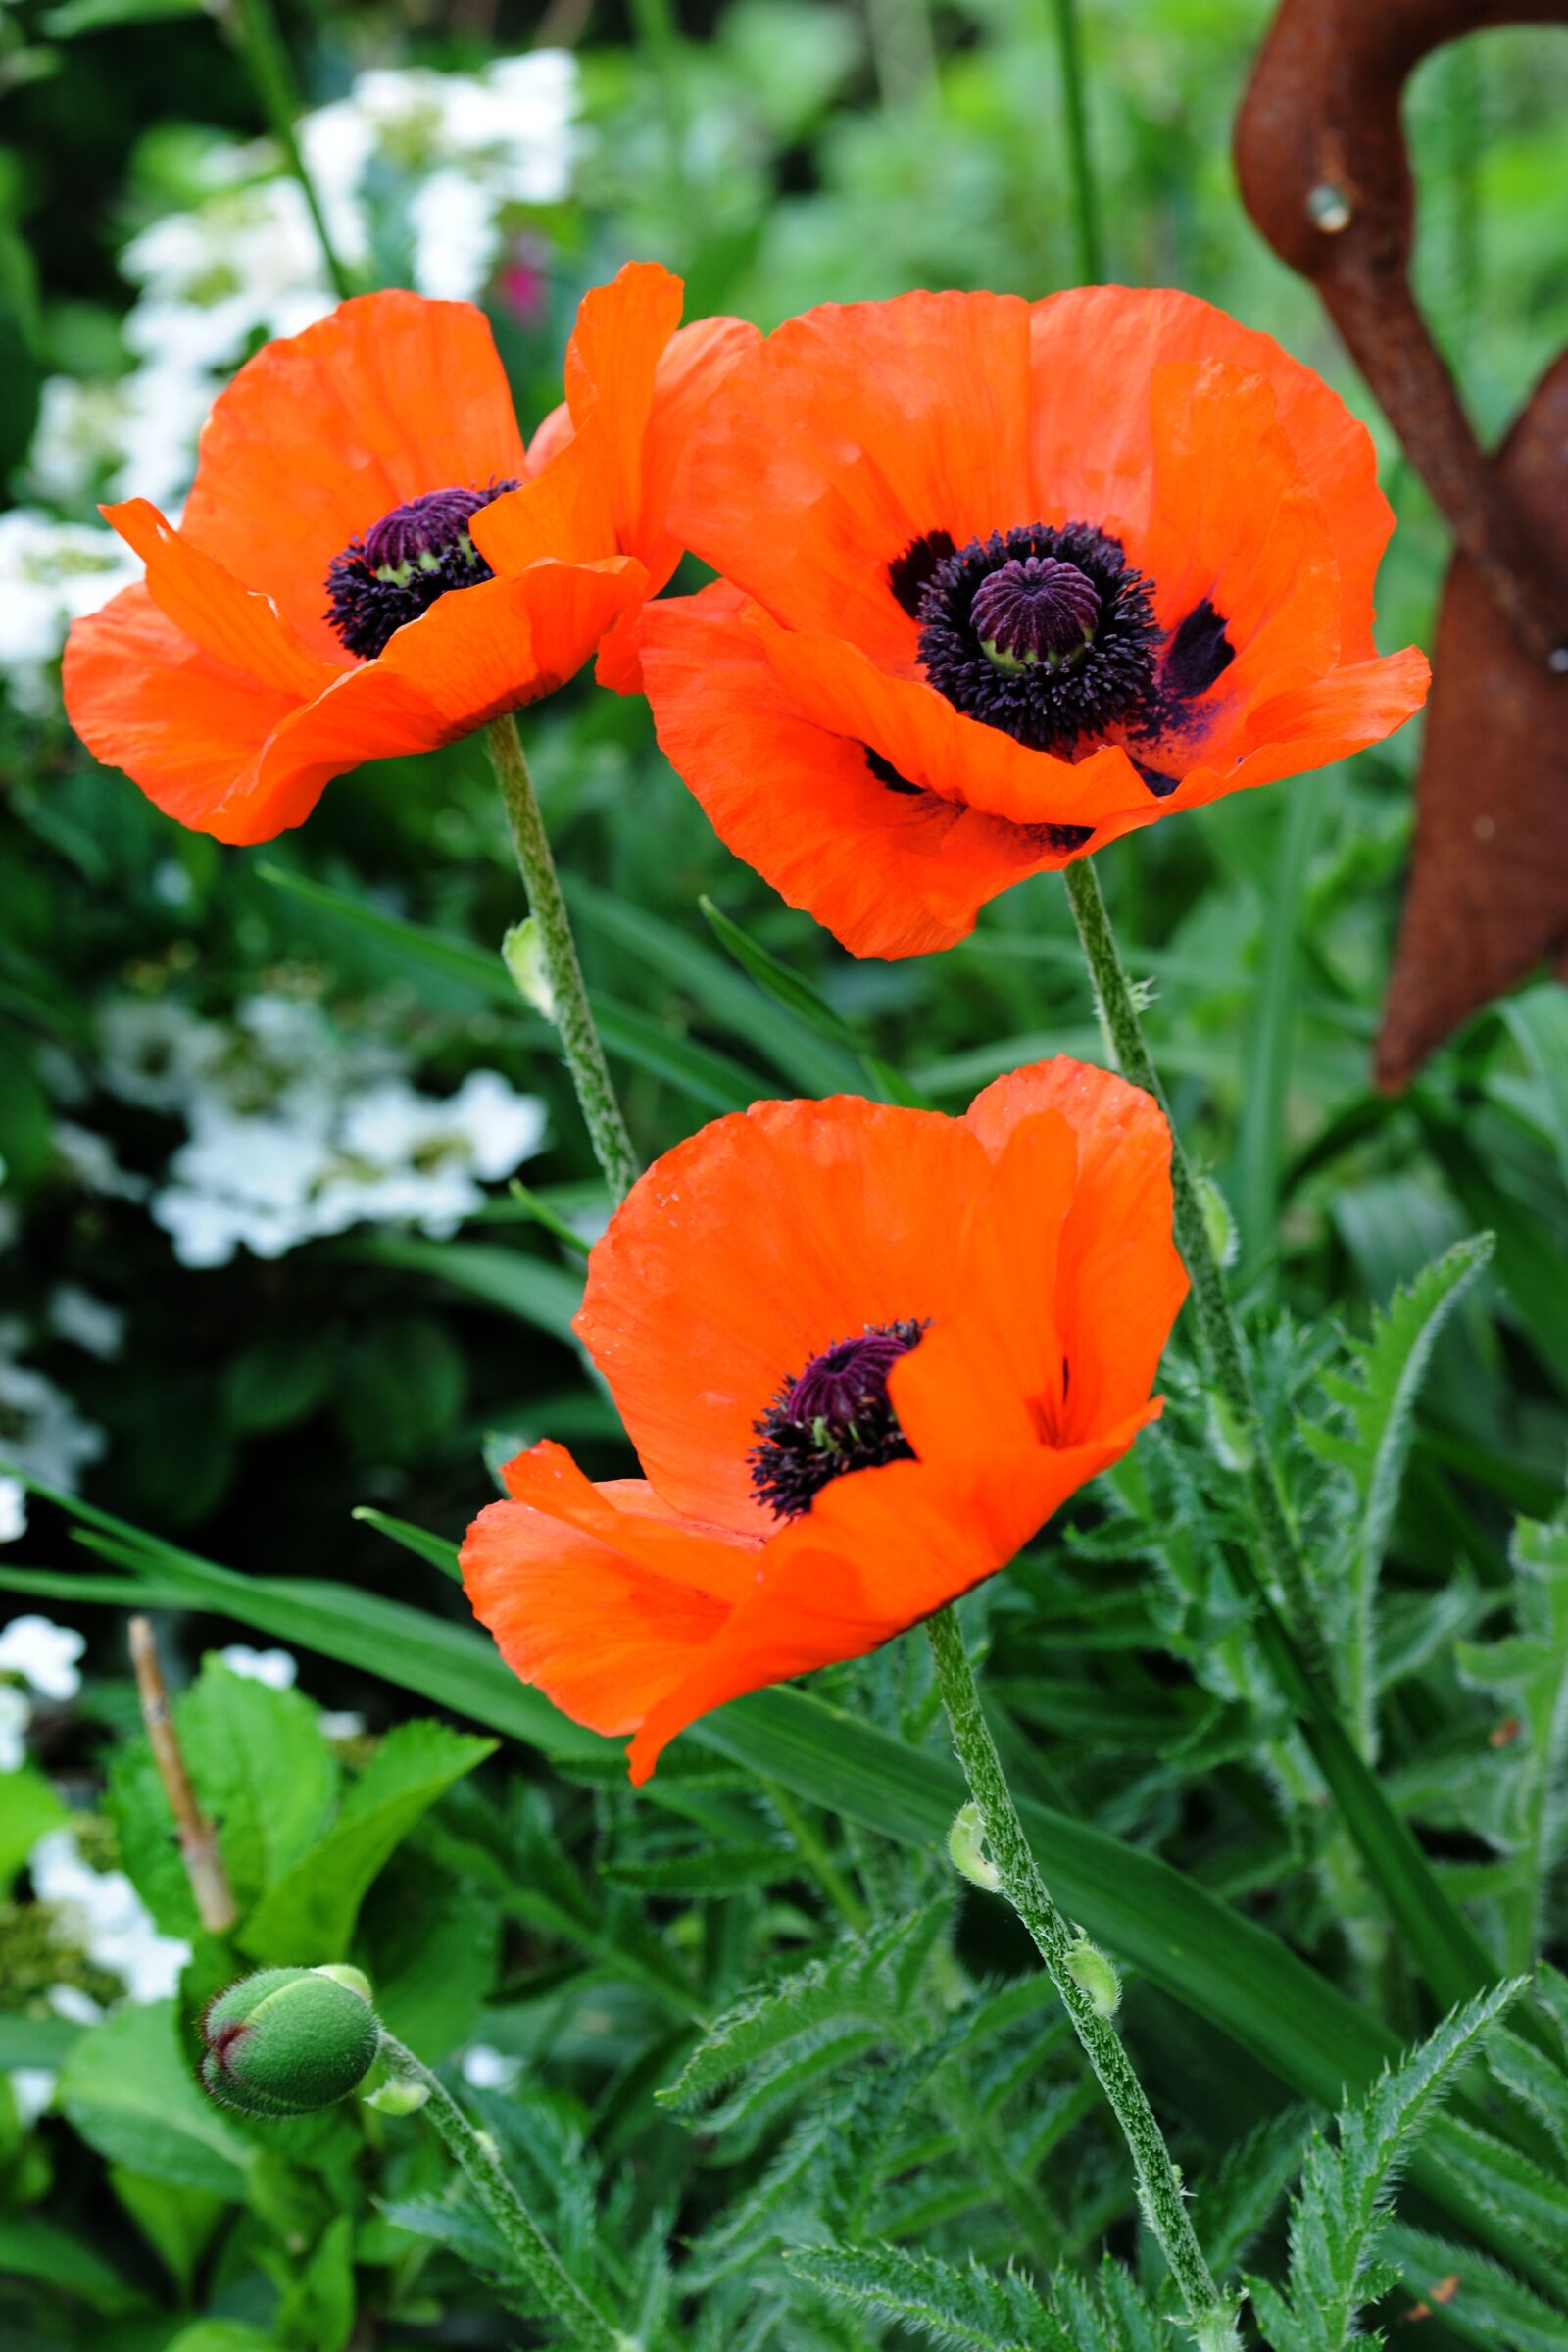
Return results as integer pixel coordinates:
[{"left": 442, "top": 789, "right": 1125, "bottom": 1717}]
[
  {"left": 29, "top": 1829, "right": 189, "bottom": 2005},
  {"left": 0, "top": 1479, "right": 25, "bottom": 1547},
  {"left": 0, "top": 1330, "right": 107, "bottom": 1541},
  {"left": 23, "top": 53, "right": 581, "bottom": 531},
  {"left": 49, "top": 1286, "right": 125, "bottom": 1361},
  {"left": 462, "top": 2042, "right": 520, "bottom": 2090},
  {"left": 8, "top": 2069, "right": 56, "bottom": 2128},
  {"left": 0, "top": 1685, "right": 31, "bottom": 1771},
  {"left": 216, "top": 1644, "right": 298, "bottom": 1690},
  {"left": 0, "top": 1614, "right": 85, "bottom": 1701},
  {"left": 0, "top": 511, "right": 142, "bottom": 712}
]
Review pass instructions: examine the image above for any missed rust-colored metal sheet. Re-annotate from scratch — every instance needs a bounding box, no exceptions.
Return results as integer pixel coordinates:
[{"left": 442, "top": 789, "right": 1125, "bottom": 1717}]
[{"left": 1235, "top": 0, "right": 1568, "bottom": 1087}]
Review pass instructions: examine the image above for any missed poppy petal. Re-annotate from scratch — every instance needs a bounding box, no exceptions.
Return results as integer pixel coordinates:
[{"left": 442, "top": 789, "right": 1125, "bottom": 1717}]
[
  {"left": 576, "top": 1090, "right": 994, "bottom": 1536},
  {"left": 63, "top": 583, "right": 304, "bottom": 836},
  {"left": 671, "top": 288, "right": 1035, "bottom": 665},
  {"left": 638, "top": 586, "right": 1143, "bottom": 956},
  {"left": 461, "top": 1466, "right": 737, "bottom": 1740},
  {"left": 101, "top": 499, "right": 339, "bottom": 698},
  {"left": 1164, "top": 645, "right": 1432, "bottom": 819},
  {"left": 561, "top": 260, "right": 685, "bottom": 550},
  {"left": 179, "top": 290, "right": 528, "bottom": 662},
  {"left": 746, "top": 602, "right": 1155, "bottom": 830},
  {"left": 472, "top": 408, "right": 621, "bottom": 574},
  {"left": 966, "top": 1060, "right": 1188, "bottom": 1437},
  {"left": 627, "top": 1413, "right": 1152, "bottom": 1780},
  {"left": 221, "top": 558, "right": 648, "bottom": 844},
  {"left": 1025, "top": 285, "right": 1392, "bottom": 657}
]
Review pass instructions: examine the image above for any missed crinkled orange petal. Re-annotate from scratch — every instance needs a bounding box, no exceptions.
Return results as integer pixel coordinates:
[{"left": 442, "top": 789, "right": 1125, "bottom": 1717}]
[
  {"left": 640, "top": 586, "right": 1113, "bottom": 956},
  {"left": 576, "top": 1092, "right": 994, "bottom": 1537},
  {"left": 1024, "top": 286, "right": 1392, "bottom": 660},
  {"left": 179, "top": 290, "right": 528, "bottom": 662},
  {"left": 746, "top": 602, "right": 1156, "bottom": 830},
  {"left": 101, "top": 499, "right": 339, "bottom": 697},
  {"left": 672, "top": 288, "right": 1035, "bottom": 668},
  {"left": 219, "top": 558, "right": 648, "bottom": 844},
  {"left": 627, "top": 1412, "right": 1153, "bottom": 1780},
  {"left": 471, "top": 409, "right": 621, "bottom": 574},
  {"left": 561, "top": 260, "right": 685, "bottom": 551},
  {"left": 629, "top": 311, "right": 763, "bottom": 586},
  {"left": 63, "top": 584, "right": 305, "bottom": 836},
  {"left": 461, "top": 1460, "right": 743, "bottom": 1739},
  {"left": 1172, "top": 648, "right": 1433, "bottom": 816},
  {"left": 966, "top": 1060, "right": 1187, "bottom": 1439}
]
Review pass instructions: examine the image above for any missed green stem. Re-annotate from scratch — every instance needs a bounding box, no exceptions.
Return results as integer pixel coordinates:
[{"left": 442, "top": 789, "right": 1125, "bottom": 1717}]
[
  {"left": 378, "top": 2033, "right": 638, "bottom": 2350},
  {"left": 925, "top": 1607, "right": 1237, "bottom": 2349},
  {"left": 1060, "top": 854, "right": 1503, "bottom": 2017},
  {"left": 1046, "top": 0, "right": 1103, "bottom": 281},
  {"left": 226, "top": 0, "right": 354, "bottom": 301},
  {"left": 1062, "top": 855, "right": 1324, "bottom": 1655},
  {"left": 484, "top": 713, "right": 641, "bottom": 1205}
]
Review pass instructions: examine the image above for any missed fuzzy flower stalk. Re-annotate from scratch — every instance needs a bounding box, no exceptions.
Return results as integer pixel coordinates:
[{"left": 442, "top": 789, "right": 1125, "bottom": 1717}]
[{"left": 199, "top": 1966, "right": 639, "bottom": 2351}]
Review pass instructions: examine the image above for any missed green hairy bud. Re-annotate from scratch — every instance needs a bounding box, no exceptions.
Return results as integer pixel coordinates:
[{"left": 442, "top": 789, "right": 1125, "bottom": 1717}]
[
  {"left": 200, "top": 1966, "right": 380, "bottom": 2118},
  {"left": 1065, "top": 1936, "right": 1122, "bottom": 2019}
]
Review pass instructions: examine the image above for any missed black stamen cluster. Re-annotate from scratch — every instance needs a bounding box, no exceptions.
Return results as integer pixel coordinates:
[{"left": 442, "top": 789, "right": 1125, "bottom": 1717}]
[
  {"left": 916, "top": 521, "right": 1159, "bottom": 755},
  {"left": 325, "top": 480, "right": 519, "bottom": 661},
  {"left": 749, "top": 1319, "right": 927, "bottom": 1521}
]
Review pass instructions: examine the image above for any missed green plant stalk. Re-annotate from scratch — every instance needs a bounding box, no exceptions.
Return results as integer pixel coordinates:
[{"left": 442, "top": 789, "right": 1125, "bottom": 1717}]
[
  {"left": 925, "top": 1607, "right": 1237, "bottom": 2346},
  {"left": 1060, "top": 853, "right": 1502, "bottom": 2017},
  {"left": 225, "top": 0, "right": 353, "bottom": 301},
  {"left": 484, "top": 713, "right": 641, "bottom": 1204},
  {"left": 379, "top": 2032, "right": 638, "bottom": 2351},
  {"left": 1047, "top": 0, "right": 1103, "bottom": 281}
]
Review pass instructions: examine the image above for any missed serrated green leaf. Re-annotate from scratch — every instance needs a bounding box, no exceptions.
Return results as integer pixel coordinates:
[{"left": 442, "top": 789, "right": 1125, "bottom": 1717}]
[
  {"left": 1304, "top": 1233, "right": 1493, "bottom": 1759},
  {"left": 1245, "top": 1980, "right": 1524, "bottom": 2352},
  {"left": 1456, "top": 1513, "right": 1568, "bottom": 1968},
  {"left": 1382, "top": 2222, "right": 1568, "bottom": 2350},
  {"left": 659, "top": 1906, "right": 946, "bottom": 2117},
  {"left": 784, "top": 2243, "right": 1059, "bottom": 2351}
]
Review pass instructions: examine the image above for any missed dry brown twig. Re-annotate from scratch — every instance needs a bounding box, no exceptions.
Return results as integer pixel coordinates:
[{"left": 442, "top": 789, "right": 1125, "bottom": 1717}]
[{"left": 128, "top": 1613, "right": 238, "bottom": 1935}]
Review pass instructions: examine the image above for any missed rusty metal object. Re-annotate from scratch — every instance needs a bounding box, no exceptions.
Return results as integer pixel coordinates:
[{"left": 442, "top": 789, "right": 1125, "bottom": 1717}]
[{"left": 1235, "top": 0, "right": 1568, "bottom": 1086}]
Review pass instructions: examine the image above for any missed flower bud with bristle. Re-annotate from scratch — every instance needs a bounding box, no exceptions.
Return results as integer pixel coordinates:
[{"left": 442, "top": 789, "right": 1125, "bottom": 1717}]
[{"left": 200, "top": 1966, "right": 380, "bottom": 2118}]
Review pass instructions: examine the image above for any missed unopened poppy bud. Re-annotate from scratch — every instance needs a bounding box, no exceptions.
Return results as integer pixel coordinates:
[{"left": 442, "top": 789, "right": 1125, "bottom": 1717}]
[
  {"left": 200, "top": 1966, "right": 380, "bottom": 2118},
  {"left": 1205, "top": 1389, "right": 1255, "bottom": 1474},
  {"left": 363, "top": 2075, "right": 430, "bottom": 2115},
  {"left": 1197, "top": 1175, "right": 1238, "bottom": 1270},
  {"left": 947, "top": 1801, "right": 1003, "bottom": 1892},
  {"left": 1065, "top": 1935, "right": 1121, "bottom": 2018}
]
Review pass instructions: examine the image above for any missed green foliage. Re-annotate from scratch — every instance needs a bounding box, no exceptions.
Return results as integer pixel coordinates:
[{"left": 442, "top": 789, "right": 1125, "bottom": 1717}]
[{"left": 1244, "top": 1982, "right": 1523, "bottom": 2352}]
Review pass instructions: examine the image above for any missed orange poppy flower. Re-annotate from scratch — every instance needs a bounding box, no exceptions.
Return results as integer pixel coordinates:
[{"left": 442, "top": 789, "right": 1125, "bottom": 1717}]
[
  {"left": 64, "top": 263, "right": 757, "bottom": 844},
  {"left": 637, "top": 286, "right": 1431, "bottom": 957},
  {"left": 461, "top": 1057, "right": 1186, "bottom": 1781}
]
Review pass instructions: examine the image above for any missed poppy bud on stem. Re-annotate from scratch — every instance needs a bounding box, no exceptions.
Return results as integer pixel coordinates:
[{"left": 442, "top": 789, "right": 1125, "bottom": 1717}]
[
  {"left": 199, "top": 1968, "right": 639, "bottom": 2352},
  {"left": 925, "top": 1607, "right": 1241, "bottom": 2350},
  {"left": 484, "top": 712, "right": 641, "bottom": 1206}
]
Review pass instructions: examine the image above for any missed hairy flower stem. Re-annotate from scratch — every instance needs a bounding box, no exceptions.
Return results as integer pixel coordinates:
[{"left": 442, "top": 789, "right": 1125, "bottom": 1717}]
[
  {"left": 379, "top": 2033, "right": 639, "bottom": 2352},
  {"left": 1061, "top": 854, "right": 1501, "bottom": 2015},
  {"left": 1061, "top": 856, "right": 1325, "bottom": 1652},
  {"left": 225, "top": 0, "right": 354, "bottom": 302},
  {"left": 925, "top": 1607, "right": 1238, "bottom": 2349},
  {"left": 484, "top": 712, "right": 640, "bottom": 1205}
]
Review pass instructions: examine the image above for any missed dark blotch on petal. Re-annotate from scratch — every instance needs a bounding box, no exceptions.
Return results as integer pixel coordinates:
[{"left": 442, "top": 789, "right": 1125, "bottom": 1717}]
[
  {"left": 864, "top": 745, "right": 926, "bottom": 797},
  {"left": 889, "top": 529, "right": 956, "bottom": 619},
  {"left": 1163, "top": 600, "right": 1235, "bottom": 704},
  {"left": 1131, "top": 757, "right": 1181, "bottom": 800}
]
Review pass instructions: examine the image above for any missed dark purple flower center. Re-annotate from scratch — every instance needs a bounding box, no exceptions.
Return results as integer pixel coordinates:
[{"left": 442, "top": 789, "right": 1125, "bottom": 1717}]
[
  {"left": 970, "top": 556, "right": 1102, "bottom": 669},
  {"left": 749, "top": 1319, "right": 927, "bottom": 1521},
  {"left": 325, "top": 480, "right": 519, "bottom": 661}
]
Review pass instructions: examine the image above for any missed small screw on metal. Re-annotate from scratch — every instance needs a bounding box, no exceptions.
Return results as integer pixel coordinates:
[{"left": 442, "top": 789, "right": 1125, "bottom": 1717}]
[
  {"left": 1306, "top": 182, "right": 1353, "bottom": 233},
  {"left": 1548, "top": 646, "right": 1568, "bottom": 675}
]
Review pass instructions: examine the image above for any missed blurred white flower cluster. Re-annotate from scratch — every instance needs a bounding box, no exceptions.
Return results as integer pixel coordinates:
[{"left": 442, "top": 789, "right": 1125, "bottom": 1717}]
[
  {"left": 98, "top": 991, "right": 547, "bottom": 1269},
  {"left": 0, "top": 1613, "right": 86, "bottom": 1770},
  {"left": 7, "top": 50, "right": 578, "bottom": 709},
  {"left": 0, "top": 1327, "right": 107, "bottom": 1552}
]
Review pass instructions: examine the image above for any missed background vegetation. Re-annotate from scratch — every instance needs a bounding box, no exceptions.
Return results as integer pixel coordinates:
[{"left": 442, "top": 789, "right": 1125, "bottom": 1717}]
[{"left": 4, "top": 2, "right": 1568, "bottom": 2346}]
